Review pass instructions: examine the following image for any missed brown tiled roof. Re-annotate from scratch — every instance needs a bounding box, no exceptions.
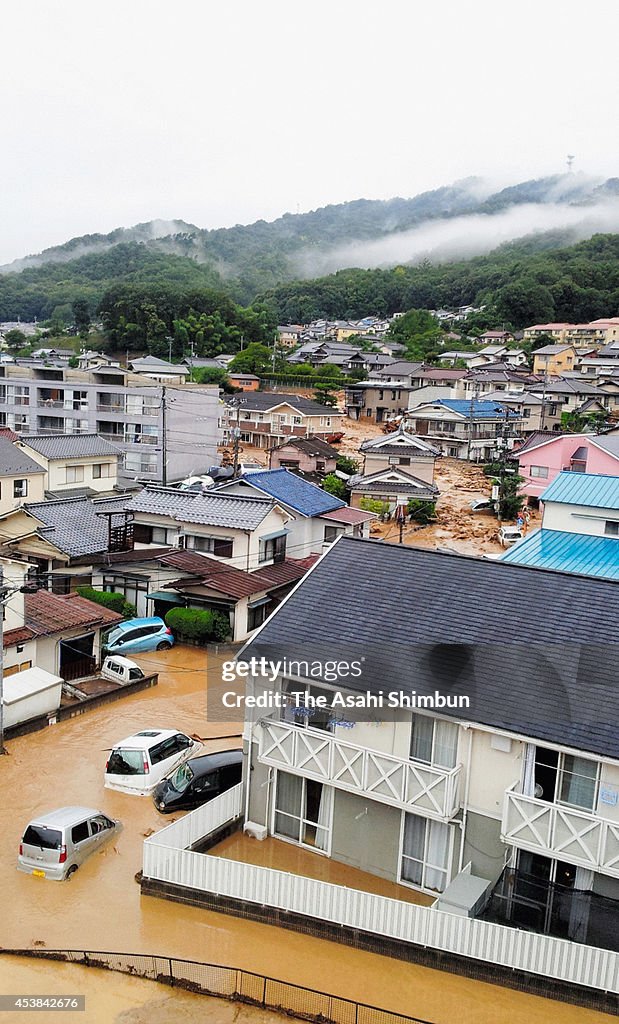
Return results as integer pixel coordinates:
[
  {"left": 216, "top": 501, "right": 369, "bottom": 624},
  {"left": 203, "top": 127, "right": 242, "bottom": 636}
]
[
  {"left": 250, "top": 555, "right": 320, "bottom": 590},
  {"left": 3, "top": 626, "right": 35, "bottom": 648},
  {"left": 25, "top": 591, "right": 123, "bottom": 637},
  {"left": 163, "top": 553, "right": 319, "bottom": 600},
  {"left": 98, "top": 547, "right": 173, "bottom": 564}
]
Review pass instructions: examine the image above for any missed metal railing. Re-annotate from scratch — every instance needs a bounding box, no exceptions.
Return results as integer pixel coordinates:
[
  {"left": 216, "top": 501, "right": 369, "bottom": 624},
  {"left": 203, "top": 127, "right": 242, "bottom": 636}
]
[
  {"left": 0, "top": 949, "right": 433, "bottom": 1024},
  {"left": 143, "top": 785, "right": 619, "bottom": 995}
]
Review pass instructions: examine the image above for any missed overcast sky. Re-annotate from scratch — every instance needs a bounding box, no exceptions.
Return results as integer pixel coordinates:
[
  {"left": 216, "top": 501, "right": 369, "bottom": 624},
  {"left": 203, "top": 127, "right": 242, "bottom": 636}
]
[{"left": 1, "top": 0, "right": 617, "bottom": 264}]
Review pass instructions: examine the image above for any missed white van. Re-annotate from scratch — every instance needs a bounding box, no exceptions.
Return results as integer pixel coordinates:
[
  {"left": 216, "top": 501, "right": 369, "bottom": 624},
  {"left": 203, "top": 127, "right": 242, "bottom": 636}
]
[
  {"left": 101, "top": 656, "right": 144, "bottom": 684},
  {"left": 104, "top": 729, "right": 200, "bottom": 796}
]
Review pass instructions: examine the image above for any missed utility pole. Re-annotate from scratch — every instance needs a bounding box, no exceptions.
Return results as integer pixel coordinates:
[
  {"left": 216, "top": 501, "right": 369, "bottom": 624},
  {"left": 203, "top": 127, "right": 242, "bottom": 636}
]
[
  {"left": 0, "top": 565, "right": 39, "bottom": 754},
  {"left": 161, "top": 386, "right": 168, "bottom": 487},
  {"left": 495, "top": 407, "right": 513, "bottom": 523},
  {"left": 539, "top": 370, "right": 549, "bottom": 431},
  {"left": 466, "top": 383, "right": 480, "bottom": 462},
  {"left": 229, "top": 397, "right": 246, "bottom": 479}
]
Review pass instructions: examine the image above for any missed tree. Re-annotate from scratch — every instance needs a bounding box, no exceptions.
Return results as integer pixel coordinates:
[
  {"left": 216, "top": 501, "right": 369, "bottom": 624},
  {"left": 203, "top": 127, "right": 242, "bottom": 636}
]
[
  {"left": 359, "top": 496, "right": 390, "bottom": 517},
  {"left": 322, "top": 474, "right": 346, "bottom": 499},
  {"left": 313, "top": 384, "right": 338, "bottom": 407},
  {"left": 227, "top": 343, "right": 273, "bottom": 375},
  {"left": 407, "top": 499, "right": 437, "bottom": 524},
  {"left": 2, "top": 328, "right": 27, "bottom": 352},
  {"left": 336, "top": 455, "right": 359, "bottom": 475},
  {"left": 72, "top": 298, "right": 91, "bottom": 339}
]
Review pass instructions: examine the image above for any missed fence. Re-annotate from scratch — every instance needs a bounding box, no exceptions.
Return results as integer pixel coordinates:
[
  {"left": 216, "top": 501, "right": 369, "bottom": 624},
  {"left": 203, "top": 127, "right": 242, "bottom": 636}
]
[
  {"left": 0, "top": 950, "right": 433, "bottom": 1024},
  {"left": 143, "top": 785, "right": 619, "bottom": 996}
]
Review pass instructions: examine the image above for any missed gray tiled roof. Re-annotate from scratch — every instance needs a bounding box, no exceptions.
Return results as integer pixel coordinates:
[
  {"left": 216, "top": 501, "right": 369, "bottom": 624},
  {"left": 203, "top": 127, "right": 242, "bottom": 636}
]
[
  {"left": 20, "top": 434, "right": 123, "bottom": 459},
  {"left": 224, "top": 393, "right": 343, "bottom": 417},
  {"left": 243, "top": 537, "right": 619, "bottom": 760},
  {"left": 349, "top": 468, "right": 439, "bottom": 498},
  {"left": 125, "top": 486, "right": 276, "bottom": 529},
  {"left": 24, "top": 496, "right": 128, "bottom": 557},
  {"left": 0, "top": 435, "right": 45, "bottom": 477}
]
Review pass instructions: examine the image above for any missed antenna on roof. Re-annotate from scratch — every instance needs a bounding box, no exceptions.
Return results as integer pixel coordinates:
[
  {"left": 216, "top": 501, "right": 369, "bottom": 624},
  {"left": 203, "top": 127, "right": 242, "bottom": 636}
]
[{"left": 566, "top": 154, "right": 575, "bottom": 174}]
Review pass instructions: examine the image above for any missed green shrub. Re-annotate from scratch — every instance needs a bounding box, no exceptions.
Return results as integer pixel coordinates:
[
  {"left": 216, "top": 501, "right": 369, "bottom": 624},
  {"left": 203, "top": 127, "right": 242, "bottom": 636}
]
[
  {"left": 407, "top": 499, "right": 437, "bottom": 524},
  {"left": 76, "top": 586, "right": 136, "bottom": 618},
  {"left": 359, "top": 497, "right": 390, "bottom": 517},
  {"left": 164, "top": 607, "right": 230, "bottom": 643}
]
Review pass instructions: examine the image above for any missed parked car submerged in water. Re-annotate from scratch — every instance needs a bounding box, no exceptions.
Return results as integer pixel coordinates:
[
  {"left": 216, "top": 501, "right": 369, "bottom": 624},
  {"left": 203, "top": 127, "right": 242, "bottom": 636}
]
[
  {"left": 17, "top": 806, "right": 122, "bottom": 881},
  {"left": 152, "top": 749, "right": 243, "bottom": 813},
  {"left": 497, "top": 525, "right": 524, "bottom": 548},
  {"left": 104, "top": 729, "right": 200, "bottom": 795},
  {"left": 102, "top": 617, "right": 174, "bottom": 656}
]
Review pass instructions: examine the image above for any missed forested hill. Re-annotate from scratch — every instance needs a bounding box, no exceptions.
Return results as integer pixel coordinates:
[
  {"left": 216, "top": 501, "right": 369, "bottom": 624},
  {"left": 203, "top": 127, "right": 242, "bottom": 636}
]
[
  {"left": 2, "top": 173, "right": 619, "bottom": 316},
  {"left": 258, "top": 234, "right": 619, "bottom": 329}
]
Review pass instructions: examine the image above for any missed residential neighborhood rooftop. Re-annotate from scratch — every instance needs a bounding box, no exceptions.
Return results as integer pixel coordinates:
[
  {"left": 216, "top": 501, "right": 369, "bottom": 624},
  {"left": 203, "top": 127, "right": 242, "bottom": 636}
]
[
  {"left": 501, "top": 529, "right": 619, "bottom": 581},
  {"left": 222, "top": 468, "right": 346, "bottom": 517},
  {"left": 23, "top": 495, "right": 129, "bottom": 557},
  {"left": 125, "top": 486, "right": 277, "bottom": 530},
  {"left": 19, "top": 433, "right": 124, "bottom": 459},
  {"left": 540, "top": 470, "right": 619, "bottom": 509},
  {"left": 24, "top": 590, "right": 123, "bottom": 637},
  {"left": 0, "top": 435, "right": 45, "bottom": 477},
  {"left": 224, "top": 392, "right": 343, "bottom": 416}
]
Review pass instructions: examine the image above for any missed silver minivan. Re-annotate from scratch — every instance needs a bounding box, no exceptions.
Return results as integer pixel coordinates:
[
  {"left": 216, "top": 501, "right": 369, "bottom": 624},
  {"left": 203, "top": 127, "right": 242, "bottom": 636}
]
[{"left": 17, "top": 806, "right": 122, "bottom": 881}]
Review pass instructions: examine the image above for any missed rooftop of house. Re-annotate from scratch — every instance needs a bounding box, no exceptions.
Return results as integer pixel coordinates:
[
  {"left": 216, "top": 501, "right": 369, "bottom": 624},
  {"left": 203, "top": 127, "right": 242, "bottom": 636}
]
[
  {"left": 348, "top": 467, "right": 439, "bottom": 497},
  {"left": 19, "top": 433, "right": 123, "bottom": 460},
  {"left": 125, "top": 486, "right": 277, "bottom": 530},
  {"left": 413, "top": 399, "right": 517, "bottom": 420},
  {"left": 224, "top": 392, "right": 343, "bottom": 417},
  {"left": 25, "top": 590, "right": 123, "bottom": 637},
  {"left": 359, "top": 425, "right": 440, "bottom": 455},
  {"left": 242, "top": 536, "right": 619, "bottom": 761},
  {"left": 414, "top": 368, "right": 469, "bottom": 381},
  {"left": 159, "top": 549, "right": 318, "bottom": 600},
  {"left": 375, "top": 360, "right": 426, "bottom": 376},
  {"left": 22, "top": 495, "right": 129, "bottom": 557},
  {"left": 128, "top": 356, "right": 189, "bottom": 374},
  {"left": 501, "top": 529, "right": 619, "bottom": 581},
  {"left": 533, "top": 344, "right": 575, "bottom": 355},
  {"left": 540, "top": 470, "right": 619, "bottom": 509},
  {"left": 527, "top": 378, "right": 604, "bottom": 396},
  {"left": 220, "top": 468, "right": 345, "bottom": 517},
  {"left": 512, "top": 431, "right": 564, "bottom": 455},
  {"left": 0, "top": 435, "right": 45, "bottom": 477},
  {"left": 270, "top": 435, "right": 339, "bottom": 459}
]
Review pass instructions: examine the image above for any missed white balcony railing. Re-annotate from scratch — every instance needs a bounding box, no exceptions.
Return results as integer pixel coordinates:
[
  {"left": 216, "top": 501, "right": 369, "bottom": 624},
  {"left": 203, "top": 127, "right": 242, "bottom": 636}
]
[
  {"left": 258, "top": 718, "right": 461, "bottom": 820},
  {"left": 502, "top": 782, "right": 619, "bottom": 878}
]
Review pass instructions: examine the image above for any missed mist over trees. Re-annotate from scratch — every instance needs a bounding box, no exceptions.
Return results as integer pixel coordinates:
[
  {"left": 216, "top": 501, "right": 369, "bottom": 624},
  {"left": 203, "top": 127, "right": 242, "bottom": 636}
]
[{"left": 258, "top": 234, "right": 619, "bottom": 328}]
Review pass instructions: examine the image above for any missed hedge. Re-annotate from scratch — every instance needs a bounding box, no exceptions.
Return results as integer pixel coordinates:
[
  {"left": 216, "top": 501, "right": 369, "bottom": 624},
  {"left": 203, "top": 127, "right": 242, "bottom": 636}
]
[
  {"left": 76, "top": 586, "right": 136, "bottom": 618},
  {"left": 165, "top": 607, "right": 230, "bottom": 643}
]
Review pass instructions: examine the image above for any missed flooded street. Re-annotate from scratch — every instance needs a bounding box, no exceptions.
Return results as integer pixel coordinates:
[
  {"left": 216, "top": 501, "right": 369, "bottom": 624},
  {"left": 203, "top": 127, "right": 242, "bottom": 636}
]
[{"left": 0, "top": 646, "right": 614, "bottom": 1024}]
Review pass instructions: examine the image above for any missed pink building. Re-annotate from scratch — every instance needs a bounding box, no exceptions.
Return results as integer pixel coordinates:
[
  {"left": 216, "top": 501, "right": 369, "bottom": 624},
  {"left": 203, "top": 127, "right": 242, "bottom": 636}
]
[{"left": 516, "top": 432, "right": 619, "bottom": 501}]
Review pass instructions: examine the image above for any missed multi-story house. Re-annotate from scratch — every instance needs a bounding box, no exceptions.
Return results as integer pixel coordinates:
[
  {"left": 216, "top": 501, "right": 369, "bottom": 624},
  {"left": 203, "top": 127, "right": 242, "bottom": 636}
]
[
  {"left": 532, "top": 345, "right": 577, "bottom": 376},
  {"left": 502, "top": 471, "right": 619, "bottom": 579},
  {"left": 348, "top": 425, "right": 440, "bottom": 511},
  {"left": 0, "top": 435, "right": 45, "bottom": 512},
  {"left": 406, "top": 399, "right": 517, "bottom": 460},
  {"left": 140, "top": 538, "right": 619, "bottom": 1000},
  {"left": 344, "top": 382, "right": 414, "bottom": 423},
  {"left": 481, "top": 390, "right": 561, "bottom": 434},
  {"left": 269, "top": 436, "right": 339, "bottom": 477},
  {"left": 0, "top": 362, "right": 220, "bottom": 484},
  {"left": 16, "top": 433, "right": 123, "bottom": 497},
  {"left": 223, "top": 394, "right": 343, "bottom": 449},
  {"left": 515, "top": 432, "right": 619, "bottom": 501}
]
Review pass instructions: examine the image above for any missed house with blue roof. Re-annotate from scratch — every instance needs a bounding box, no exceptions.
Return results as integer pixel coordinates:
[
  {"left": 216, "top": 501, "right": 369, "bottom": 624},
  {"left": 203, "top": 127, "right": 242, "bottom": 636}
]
[
  {"left": 218, "top": 468, "right": 375, "bottom": 555},
  {"left": 406, "top": 399, "right": 519, "bottom": 461},
  {"left": 502, "top": 471, "right": 619, "bottom": 579}
]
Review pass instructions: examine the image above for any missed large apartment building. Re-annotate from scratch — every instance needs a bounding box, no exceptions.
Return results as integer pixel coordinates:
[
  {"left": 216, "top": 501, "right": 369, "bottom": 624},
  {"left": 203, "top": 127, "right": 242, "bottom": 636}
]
[{"left": 0, "top": 362, "right": 221, "bottom": 484}]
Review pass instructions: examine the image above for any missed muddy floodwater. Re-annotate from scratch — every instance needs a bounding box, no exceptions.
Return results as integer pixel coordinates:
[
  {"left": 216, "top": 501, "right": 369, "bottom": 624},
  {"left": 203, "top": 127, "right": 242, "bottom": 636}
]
[{"left": 0, "top": 646, "right": 614, "bottom": 1024}]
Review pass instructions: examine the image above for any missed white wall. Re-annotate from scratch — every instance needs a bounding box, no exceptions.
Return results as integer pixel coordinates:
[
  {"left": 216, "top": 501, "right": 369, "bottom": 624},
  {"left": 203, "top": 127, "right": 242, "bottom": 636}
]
[{"left": 542, "top": 500, "right": 619, "bottom": 536}]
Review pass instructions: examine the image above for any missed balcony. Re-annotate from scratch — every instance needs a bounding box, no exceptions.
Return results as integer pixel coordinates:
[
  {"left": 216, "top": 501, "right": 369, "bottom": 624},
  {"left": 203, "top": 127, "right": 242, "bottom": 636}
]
[
  {"left": 501, "top": 782, "right": 619, "bottom": 878},
  {"left": 96, "top": 402, "right": 124, "bottom": 413},
  {"left": 257, "top": 718, "right": 461, "bottom": 821}
]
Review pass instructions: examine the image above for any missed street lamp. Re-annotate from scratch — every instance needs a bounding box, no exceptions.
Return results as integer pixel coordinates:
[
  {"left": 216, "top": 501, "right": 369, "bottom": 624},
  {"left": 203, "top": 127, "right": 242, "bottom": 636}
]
[{"left": 0, "top": 566, "right": 39, "bottom": 755}]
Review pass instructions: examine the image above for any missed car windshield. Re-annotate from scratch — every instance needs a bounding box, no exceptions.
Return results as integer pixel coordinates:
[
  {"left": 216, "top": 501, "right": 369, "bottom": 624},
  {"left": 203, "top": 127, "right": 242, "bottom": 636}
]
[
  {"left": 169, "top": 761, "right": 194, "bottom": 793},
  {"left": 103, "top": 627, "right": 123, "bottom": 646},
  {"left": 22, "top": 825, "right": 62, "bottom": 850},
  {"left": 107, "top": 748, "right": 145, "bottom": 775}
]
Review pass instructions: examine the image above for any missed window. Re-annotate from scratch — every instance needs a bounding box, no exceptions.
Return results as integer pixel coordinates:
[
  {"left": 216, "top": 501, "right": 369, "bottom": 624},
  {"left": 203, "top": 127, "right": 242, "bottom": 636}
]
[
  {"left": 92, "top": 463, "right": 113, "bottom": 479},
  {"left": 532, "top": 747, "right": 599, "bottom": 812},
  {"left": 259, "top": 534, "right": 286, "bottom": 563},
  {"left": 187, "top": 535, "right": 234, "bottom": 558},
  {"left": 279, "top": 459, "right": 300, "bottom": 469},
  {"left": 605, "top": 521, "right": 619, "bottom": 536},
  {"left": 71, "top": 821, "right": 90, "bottom": 844},
  {"left": 323, "top": 525, "right": 339, "bottom": 543},
  {"left": 529, "top": 465, "right": 549, "bottom": 479},
  {"left": 523, "top": 408, "right": 531, "bottom": 418},
  {"left": 133, "top": 523, "right": 153, "bottom": 544},
  {"left": 292, "top": 416, "right": 303, "bottom": 425},
  {"left": 389, "top": 456, "right": 410, "bottom": 466},
  {"left": 273, "top": 771, "right": 332, "bottom": 852},
  {"left": 13, "top": 479, "right": 28, "bottom": 498},
  {"left": 65, "top": 465, "right": 85, "bottom": 484},
  {"left": 410, "top": 714, "right": 458, "bottom": 769},
  {"left": 401, "top": 813, "right": 450, "bottom": 892},
  {"left": 248, "top": 599, "right": 272, "bottom": 631}
]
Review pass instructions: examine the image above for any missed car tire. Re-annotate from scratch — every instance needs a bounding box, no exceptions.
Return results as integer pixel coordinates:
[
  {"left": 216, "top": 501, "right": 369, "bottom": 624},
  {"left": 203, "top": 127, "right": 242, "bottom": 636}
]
[
  {"left": 66, "top": 865, "right": 78, "bottom": 879},
  {"left": 156, "top": 641, "right": 171, "bottom": 651}
]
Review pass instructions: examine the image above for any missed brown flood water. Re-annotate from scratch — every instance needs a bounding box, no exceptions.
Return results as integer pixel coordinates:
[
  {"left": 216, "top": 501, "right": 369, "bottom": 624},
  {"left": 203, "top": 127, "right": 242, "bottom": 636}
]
[{"left": 0, "top": 646, "right": 614, "bottom": 1024}]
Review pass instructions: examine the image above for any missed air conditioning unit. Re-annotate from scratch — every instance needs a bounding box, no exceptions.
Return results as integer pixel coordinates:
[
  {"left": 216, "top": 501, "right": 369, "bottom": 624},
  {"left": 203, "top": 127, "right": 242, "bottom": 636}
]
[
  {"left": 243, "top": 821, "right": 267, "bottom": 841},
  {"left": 172, "top": 534, "right": 186, "bottom": 548}
]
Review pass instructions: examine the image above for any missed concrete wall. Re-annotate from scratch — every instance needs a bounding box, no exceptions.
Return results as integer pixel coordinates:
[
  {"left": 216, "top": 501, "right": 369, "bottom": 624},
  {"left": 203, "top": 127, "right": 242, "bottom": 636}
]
[
  {"left": 0, "top": 470, "right": 45, "bottom": 515},
  {"left": 330, "top": 788, "right": 402, "bottom": 881},
  {"left": 542, "top": 500, "right": 619, "bottom": 536},
  {"left": 362, "top": 452, "right": 436, "bottom": 484}
]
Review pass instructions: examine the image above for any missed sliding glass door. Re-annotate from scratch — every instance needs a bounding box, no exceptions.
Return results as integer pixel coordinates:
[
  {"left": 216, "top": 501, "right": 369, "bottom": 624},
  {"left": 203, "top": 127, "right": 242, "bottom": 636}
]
[{"left": 273, "top": 771, "right": 333, "bottom": 853}]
